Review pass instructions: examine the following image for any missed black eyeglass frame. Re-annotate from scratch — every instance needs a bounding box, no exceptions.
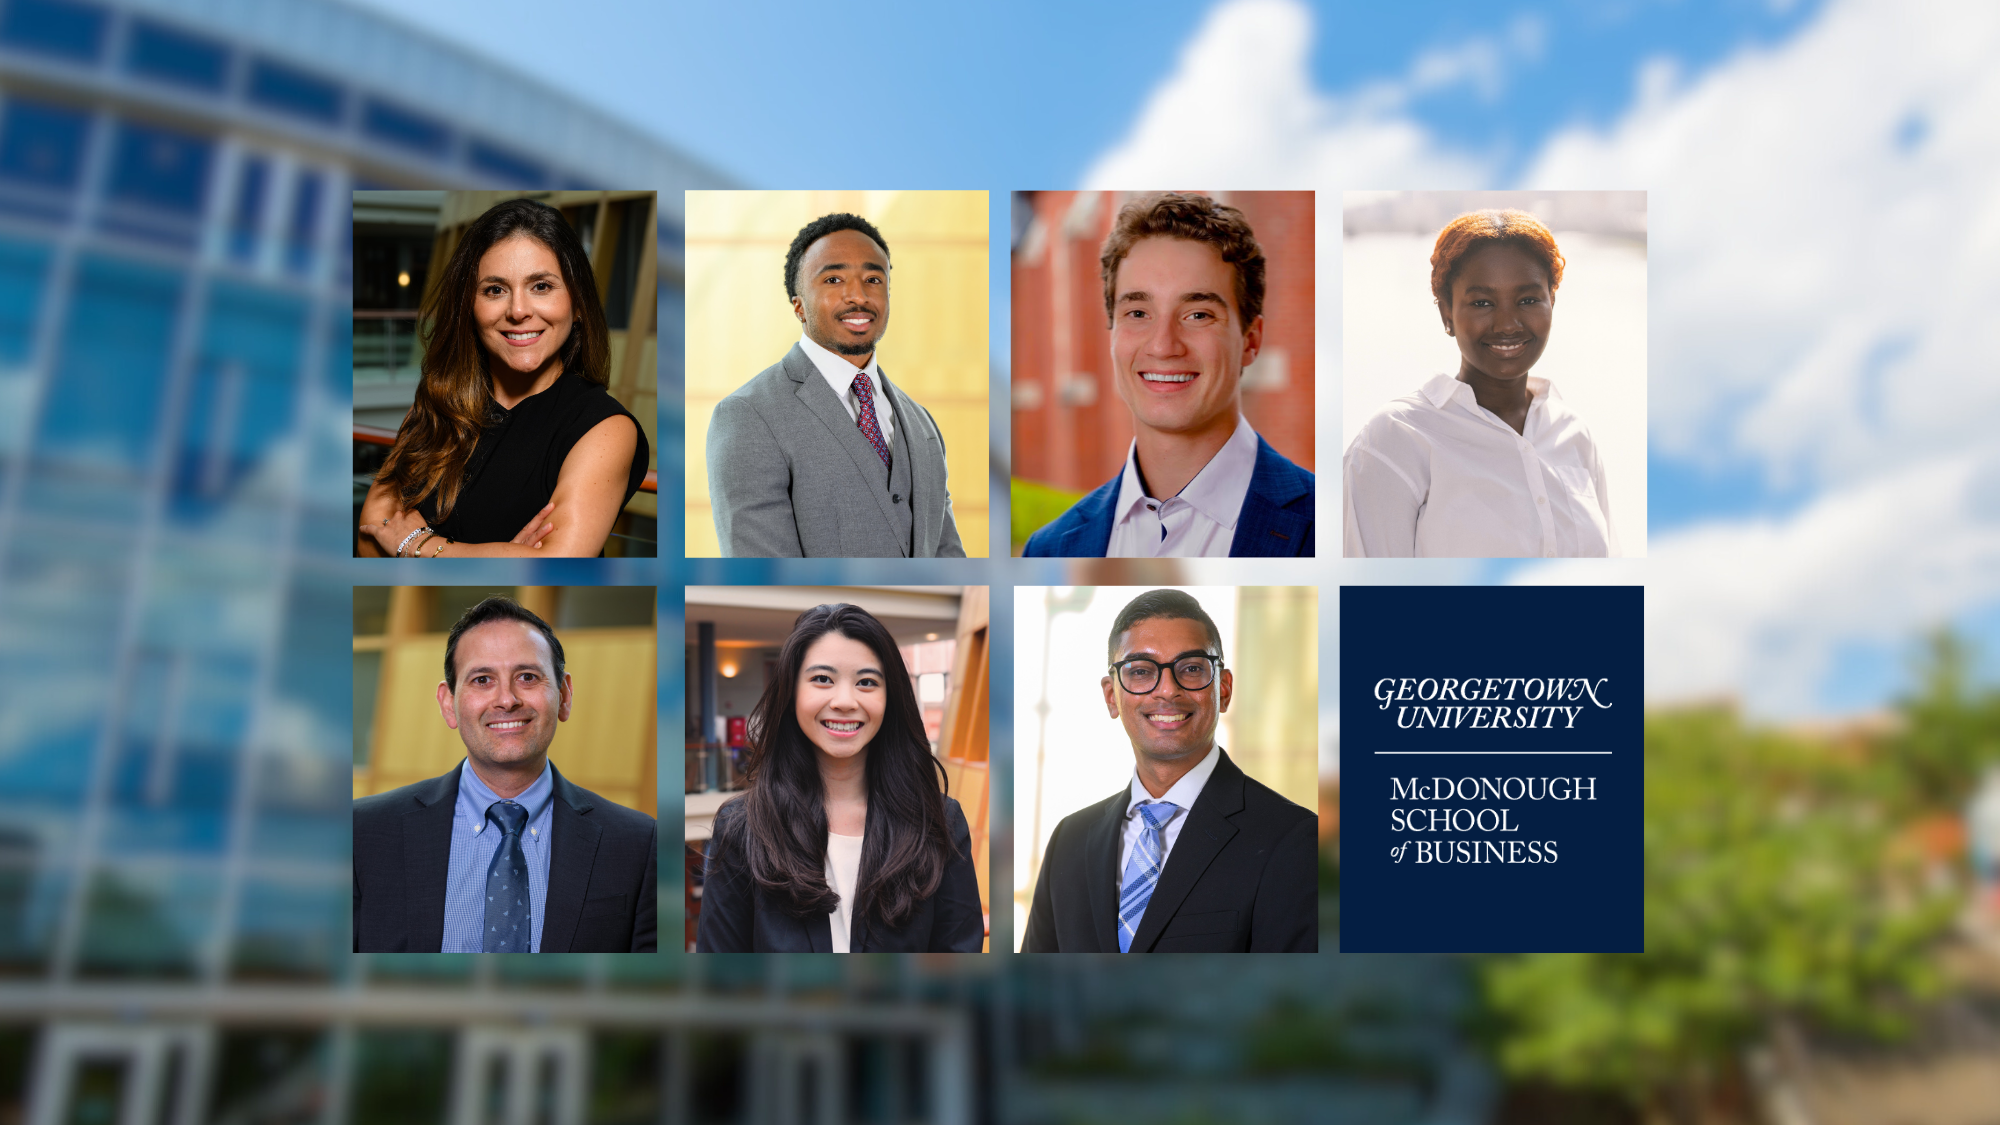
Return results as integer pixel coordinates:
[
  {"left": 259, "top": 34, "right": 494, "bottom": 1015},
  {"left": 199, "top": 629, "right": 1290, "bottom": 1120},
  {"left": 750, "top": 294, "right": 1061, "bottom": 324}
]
[{"left": 1108, "top": 650, "right": 1224, "bottom": 694}]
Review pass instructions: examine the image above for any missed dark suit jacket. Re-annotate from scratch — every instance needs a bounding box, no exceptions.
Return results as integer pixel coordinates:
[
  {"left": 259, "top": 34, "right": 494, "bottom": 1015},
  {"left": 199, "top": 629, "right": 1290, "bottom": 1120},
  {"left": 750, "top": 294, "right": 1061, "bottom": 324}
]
[
  {"left": 695, "top": 797, "right": 984, "bottom": 952},
  {"left": 1022, "top": 749, "right": 1317, "bottom": 952},
  {"left": 353, "top": 762, "right": 658, "bottom": 953},
  {"left": 1022, "top": 435, "right": 1315, "bottom": 557}
]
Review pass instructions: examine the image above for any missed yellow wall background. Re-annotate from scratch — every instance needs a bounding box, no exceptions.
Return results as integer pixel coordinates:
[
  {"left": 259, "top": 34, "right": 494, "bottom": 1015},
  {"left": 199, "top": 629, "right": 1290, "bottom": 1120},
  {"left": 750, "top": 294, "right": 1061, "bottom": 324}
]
[
  {"left": 355, "top": 586, "right": 657, "bottom": 818},
  {"left": 684, "top": 190, "right": 990, "bottom": 557}
]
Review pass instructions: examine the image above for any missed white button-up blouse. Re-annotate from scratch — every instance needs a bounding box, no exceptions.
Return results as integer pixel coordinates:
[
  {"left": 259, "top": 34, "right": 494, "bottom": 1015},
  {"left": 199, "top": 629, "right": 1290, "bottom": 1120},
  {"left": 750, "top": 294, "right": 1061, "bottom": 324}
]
[{"left": 1343, "top": 374, "right": 1616, "bottom": 558}]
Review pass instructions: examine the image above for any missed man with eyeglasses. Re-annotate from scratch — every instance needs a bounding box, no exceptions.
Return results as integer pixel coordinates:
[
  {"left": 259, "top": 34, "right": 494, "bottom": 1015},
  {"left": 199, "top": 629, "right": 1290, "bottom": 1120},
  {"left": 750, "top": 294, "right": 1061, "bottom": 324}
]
[{"left": 1023, "top": 589, "right": 1316, "bottom": 952}]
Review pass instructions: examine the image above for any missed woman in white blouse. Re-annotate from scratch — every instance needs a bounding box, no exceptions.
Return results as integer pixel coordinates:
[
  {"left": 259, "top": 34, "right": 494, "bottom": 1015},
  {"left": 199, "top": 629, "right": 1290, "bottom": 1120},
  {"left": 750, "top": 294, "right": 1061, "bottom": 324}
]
[
  {"left": 1343, "top": 210, "right": 1616, "bottom": 558},
  {"left": 695, "top": 603, "right": 983, "bottom": 952}
]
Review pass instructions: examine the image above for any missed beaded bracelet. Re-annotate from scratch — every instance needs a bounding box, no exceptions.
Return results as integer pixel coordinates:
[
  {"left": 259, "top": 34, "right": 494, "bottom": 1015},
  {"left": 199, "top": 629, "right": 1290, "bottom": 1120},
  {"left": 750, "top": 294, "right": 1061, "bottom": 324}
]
[{"left": 395, "top": 526, "right": 432, "bottom": 557}]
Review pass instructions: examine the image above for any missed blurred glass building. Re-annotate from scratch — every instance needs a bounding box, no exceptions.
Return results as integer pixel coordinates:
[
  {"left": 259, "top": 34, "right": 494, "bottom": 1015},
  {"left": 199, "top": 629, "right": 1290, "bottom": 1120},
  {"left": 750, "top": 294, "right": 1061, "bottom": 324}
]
[
  {"left": 0, "top": 0, "right": 1492, "bottom": 1122},
  {"left": 0, "top": 1, "right": 995, "bottom": 1122}
]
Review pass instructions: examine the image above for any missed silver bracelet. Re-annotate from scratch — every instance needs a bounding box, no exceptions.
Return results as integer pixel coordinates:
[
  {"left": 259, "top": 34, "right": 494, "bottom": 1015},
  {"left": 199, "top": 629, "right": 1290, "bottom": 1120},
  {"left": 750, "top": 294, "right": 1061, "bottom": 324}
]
[{"left": 395, "top": 526, "right": 432, "bottom": 557}]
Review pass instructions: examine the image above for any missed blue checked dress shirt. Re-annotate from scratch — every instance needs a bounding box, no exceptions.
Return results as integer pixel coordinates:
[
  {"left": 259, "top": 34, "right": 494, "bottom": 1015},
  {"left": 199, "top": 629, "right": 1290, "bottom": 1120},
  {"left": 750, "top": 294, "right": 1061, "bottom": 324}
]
[{"left": 442, "top": 759, "right": 553, "bottom": 953}]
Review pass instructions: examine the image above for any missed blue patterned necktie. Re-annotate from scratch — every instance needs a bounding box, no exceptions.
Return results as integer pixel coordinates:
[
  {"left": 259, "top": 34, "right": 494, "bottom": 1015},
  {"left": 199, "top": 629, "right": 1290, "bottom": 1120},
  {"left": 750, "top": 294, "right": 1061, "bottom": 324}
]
[
  {"left": 484, "top": 800, "right": 530, "bottom": 953},
  {"left": 1118, "top": 801, "right": 1178, "bottom": 953},
  {"left": 851, "top": 371, "right": 892, "bottom": 470}
]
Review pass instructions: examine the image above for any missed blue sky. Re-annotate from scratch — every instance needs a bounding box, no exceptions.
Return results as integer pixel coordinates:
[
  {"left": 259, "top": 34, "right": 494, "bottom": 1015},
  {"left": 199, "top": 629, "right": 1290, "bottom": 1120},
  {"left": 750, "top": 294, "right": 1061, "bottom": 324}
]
[
  {"left": 353, "top": 0, "right": 1823, "bottom": 189},
  {"left": 352, "top": 0, "right": 2000, "bottom": 718}
]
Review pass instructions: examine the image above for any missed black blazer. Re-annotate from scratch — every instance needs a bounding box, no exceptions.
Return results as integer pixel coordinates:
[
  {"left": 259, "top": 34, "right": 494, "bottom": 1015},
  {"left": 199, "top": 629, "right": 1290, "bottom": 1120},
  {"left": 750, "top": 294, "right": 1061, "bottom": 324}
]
[
  {"left": 353, "top": 762, "right": 658, "bottom": 953},
  {"left": 1022, "top": 748, "right": 1317, "bottom": 952},
  {"left": 696, "top": 797, "right": 984, "bottom": 952}
]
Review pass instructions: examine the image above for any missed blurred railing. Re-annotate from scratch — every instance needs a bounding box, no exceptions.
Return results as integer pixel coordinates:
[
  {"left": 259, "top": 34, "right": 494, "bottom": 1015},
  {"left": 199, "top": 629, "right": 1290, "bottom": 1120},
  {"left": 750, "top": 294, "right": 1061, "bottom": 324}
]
[{"left": 353, "top": 310, "right": 422, "bottom": 382}]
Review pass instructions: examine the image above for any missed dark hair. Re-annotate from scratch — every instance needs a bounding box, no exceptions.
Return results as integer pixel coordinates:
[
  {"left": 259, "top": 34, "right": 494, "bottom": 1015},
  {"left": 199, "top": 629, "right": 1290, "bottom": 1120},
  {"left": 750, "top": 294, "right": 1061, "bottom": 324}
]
[
  {"left": 1100, "top": 192, "right": 1266, "bottom": 327},
  {"left": 376, "top": 198, "right": 611, "bottom": 519},
  {"left": 1430, "top": 209, "right": 1565, "bottom": 309},
  {"left": 719, "top": 603, "right": 953, "bottom": 932},
  {"left": 784, "top": 213, "right": 891, "bottom": 300},
  {"left": 443, "top": 595, "right": 566, "bottom": 688},
  {"left": 1107, "top": 589, "right": 1225, "bottom": 663}
]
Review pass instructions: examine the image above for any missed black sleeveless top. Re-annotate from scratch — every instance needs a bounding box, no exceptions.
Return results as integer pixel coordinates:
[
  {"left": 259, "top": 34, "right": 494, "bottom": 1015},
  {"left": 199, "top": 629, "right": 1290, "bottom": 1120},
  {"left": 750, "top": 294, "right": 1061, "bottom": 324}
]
[{"left": 417, "top": 373, "right": 649, "bottom": 546}]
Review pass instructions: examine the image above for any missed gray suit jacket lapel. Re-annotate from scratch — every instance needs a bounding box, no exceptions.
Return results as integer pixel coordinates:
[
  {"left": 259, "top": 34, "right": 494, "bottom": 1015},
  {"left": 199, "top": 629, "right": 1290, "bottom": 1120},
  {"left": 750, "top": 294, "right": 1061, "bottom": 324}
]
[
  {"left": 881, "top": 375, "right": 943, "bottom": 542},
  {"left": 783, "top": 347, "right": 903, "bottom": 543}
]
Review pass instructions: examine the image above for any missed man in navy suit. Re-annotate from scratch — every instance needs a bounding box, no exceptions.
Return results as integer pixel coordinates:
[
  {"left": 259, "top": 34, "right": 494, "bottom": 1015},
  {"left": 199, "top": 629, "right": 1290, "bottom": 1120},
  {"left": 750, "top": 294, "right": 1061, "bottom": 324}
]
[
  {"left": 1023, "top": 193, "right": 1314, "bottom": 557},
  {"left": 353, "top": 596, "right": 656, "bottom": 953}
]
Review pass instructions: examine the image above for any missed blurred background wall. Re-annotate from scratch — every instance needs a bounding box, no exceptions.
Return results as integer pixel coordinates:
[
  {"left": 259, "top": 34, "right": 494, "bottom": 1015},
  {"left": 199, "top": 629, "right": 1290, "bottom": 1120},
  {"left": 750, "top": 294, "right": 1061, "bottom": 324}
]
[
  {"left": 1011, "top": 585, "right": 1317, "bottom": 951},
  {"left": 682, "top": 190, "right": 991, "bottom": 557},
  {"left": 352, "top": 189, "right": 660, "bottom": 556},
  {"left": 353, "top": 585, "right": 657, "bottom": 818},
  {"left": 1342, "top": 190, "right": 1649, "bottom": 555},
  {"left": 683, "top": 586, "right": 991, "bottom": 952},
  {"left": 1009, "top": 190, "right": 1315, "bottom": 554}
]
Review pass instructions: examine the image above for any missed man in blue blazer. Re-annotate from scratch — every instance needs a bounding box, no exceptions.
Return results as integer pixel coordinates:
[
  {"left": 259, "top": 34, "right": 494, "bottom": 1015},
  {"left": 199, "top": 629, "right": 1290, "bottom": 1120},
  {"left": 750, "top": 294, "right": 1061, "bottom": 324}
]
[{"left": 1023, "top": 193, "right": 1314, "bottom": 558}]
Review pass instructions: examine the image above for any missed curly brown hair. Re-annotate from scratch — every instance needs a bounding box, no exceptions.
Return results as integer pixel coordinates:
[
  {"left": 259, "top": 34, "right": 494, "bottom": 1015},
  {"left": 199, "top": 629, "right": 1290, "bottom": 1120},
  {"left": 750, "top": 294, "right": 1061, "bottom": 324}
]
[
  {"left": 1429, "top": 209, "right": 1565, "bottom": 309},
  {"left": 1099, "top": 192, "right": 1265, "bottom": 328}
]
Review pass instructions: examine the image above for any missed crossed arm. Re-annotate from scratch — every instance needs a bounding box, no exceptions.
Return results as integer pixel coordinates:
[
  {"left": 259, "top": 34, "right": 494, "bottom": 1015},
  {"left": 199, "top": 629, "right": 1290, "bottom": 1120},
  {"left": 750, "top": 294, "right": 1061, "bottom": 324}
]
[{"left": 357, "top": 415, "right": 640, "bottom": 558}]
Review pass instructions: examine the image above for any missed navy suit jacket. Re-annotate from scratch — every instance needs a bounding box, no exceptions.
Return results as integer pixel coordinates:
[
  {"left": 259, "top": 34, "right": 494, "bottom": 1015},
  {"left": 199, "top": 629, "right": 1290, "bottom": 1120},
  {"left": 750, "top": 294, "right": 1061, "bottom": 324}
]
[
  {"left": 1021, "top": 748, "right": 1317, "bottom": 953},
  {"left": 353, "top": 762, "right": 658, "bottom": 953},
  {"left": 1021, "top": 435, "right": 1315, "bottom": 557}
]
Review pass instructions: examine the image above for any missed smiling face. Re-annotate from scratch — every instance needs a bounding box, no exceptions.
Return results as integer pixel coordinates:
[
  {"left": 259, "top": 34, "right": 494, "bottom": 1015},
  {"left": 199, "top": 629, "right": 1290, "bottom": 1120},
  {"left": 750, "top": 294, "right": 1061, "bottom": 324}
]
[
  {"left": 791, "top": 228, "right": 890, "bottom": 364},
  {"left": 437, "top": 619, "right": 572, "bottom": 779},
  {"left": 1102, "top": 615, "right": 1232, "bottom": 771},
  {"left": 794, "top": 631, "right": 887, "bottom": 765},
  {"left": 1441, "top": 241, "right": 1554, "bottom": 385},
  {"left": 475, "top": 234, "right": 575, "bottom": 381},
  {"left": 1109, "top": 236, "right": 1263, "bottom": 444}
]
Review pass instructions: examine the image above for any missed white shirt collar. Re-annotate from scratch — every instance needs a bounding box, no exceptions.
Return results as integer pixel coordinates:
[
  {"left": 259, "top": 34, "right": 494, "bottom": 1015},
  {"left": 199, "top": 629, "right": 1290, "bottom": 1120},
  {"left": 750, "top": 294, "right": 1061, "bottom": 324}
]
[
  {"left": 1113, "top": 414, "right": 1260, "bottom": 529},
  {"left": 1421, "top": 372, "right": 1556, "bottom": 412},
  {"left": 798, "top": 331, "right": 880, "bottom": 392},
  {"left": 1125, "top": 742, "right": 1223, "bottom": 818}
]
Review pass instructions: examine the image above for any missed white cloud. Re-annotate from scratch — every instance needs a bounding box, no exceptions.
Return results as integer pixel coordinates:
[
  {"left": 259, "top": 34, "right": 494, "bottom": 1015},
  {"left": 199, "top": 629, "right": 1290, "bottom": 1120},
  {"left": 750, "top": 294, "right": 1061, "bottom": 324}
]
[
  {"left": 1088, "top": 0, "right": 2000, "bottom": 715},
  {"left": 1082, "top": 0, "right": 1487, "bottom": 190},
  {"left": 1521, "top": 453, "right": 2000, "bottom": 713}
]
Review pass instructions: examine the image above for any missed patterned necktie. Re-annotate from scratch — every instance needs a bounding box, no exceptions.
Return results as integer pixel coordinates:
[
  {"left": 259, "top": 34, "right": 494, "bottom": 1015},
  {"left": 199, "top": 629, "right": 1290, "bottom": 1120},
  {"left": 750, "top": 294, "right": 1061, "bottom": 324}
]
[
  {"left": 851, "top": 371, "right": 892, "bottom": 470},
  {"left": 484, "top": 800, "right": 530, "bottom": 953},
  {"left": 1118, "top": 801, "right": 1178, "bottom": 952}
]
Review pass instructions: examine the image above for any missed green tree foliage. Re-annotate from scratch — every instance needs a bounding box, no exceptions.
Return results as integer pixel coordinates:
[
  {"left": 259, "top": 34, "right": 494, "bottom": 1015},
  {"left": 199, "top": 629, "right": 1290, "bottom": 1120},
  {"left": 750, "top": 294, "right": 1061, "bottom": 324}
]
[
  {"left": 1884, "top": 629, "right": 2000, "bottom": 813},
  {"left": 1479, "top": 706, "right": 1955, "bottom": 1123}
]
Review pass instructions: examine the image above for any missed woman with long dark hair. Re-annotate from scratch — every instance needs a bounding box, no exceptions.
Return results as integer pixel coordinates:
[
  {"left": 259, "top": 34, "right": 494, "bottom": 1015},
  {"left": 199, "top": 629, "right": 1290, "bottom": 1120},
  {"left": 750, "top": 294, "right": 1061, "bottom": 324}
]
[
  {"left": 358, "top": 197, "right": 649, "bottom": 558},
  {"left": 697, "top": 603, "right": 982, "bottom": 952},
  {"left": 1343, "top": 209, "right": 1615, "bottom": 557}
]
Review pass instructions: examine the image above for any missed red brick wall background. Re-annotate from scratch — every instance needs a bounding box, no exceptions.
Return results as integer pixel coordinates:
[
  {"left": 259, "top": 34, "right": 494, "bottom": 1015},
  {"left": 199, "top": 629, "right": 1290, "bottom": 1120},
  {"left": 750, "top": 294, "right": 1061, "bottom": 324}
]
[{"left": 1011, "top": 190, "right": 1316, "bottom": 493}]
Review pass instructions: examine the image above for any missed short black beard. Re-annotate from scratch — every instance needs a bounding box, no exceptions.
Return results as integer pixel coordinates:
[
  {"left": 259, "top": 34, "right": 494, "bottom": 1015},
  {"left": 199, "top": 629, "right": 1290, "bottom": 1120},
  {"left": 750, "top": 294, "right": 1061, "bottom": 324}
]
[{"left": 831, "top": 338, "right": 876, "bottom": 357}]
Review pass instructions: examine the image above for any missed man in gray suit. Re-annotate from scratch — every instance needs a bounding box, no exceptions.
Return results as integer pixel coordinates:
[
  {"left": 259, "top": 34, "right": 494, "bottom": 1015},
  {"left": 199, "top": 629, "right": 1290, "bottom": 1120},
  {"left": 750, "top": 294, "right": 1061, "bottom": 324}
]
[{"left": 706, "top": 213, "right": 966, "bottom": 557}]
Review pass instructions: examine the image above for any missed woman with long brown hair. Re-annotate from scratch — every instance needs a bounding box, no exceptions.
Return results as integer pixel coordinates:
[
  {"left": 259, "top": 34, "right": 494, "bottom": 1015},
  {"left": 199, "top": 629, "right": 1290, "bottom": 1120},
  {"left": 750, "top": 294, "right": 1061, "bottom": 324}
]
[
  {"left": 358, "top": 198, "right": 648, "bottom": 558},
  {"left": 697, "top": 603, "right": 982, "bottom": 952}
]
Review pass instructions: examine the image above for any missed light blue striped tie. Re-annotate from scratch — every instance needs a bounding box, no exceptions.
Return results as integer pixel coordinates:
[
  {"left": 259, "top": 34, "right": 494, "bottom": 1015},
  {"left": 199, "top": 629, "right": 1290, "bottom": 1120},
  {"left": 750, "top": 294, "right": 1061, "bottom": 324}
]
[{"left": 1118, "top": 801, "right": 1178, "bottom": 953}]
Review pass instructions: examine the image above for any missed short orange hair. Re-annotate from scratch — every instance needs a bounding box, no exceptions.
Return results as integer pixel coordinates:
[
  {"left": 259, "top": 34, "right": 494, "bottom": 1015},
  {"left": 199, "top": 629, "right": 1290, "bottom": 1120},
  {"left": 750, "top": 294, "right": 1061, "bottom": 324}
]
[{"left": 1429, "top": 209, "right": 1564, "bottom": 308}]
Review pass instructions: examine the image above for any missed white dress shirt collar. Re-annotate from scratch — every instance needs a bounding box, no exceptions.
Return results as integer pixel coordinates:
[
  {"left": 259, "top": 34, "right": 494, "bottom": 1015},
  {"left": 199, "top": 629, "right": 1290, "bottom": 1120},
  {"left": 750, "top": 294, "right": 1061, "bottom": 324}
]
[
  {"left": 798, "top": 332, "right": 894, "bottom": 444},
  {"left": 1118, "top": 743, "right": 1224, "bottom": 876},
  {"left": 1107, "top": 415, "right": 1259, "bottom": 557},
  {"left": 1419, "top": 372, "right": 1554, "bottom": 417}
]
